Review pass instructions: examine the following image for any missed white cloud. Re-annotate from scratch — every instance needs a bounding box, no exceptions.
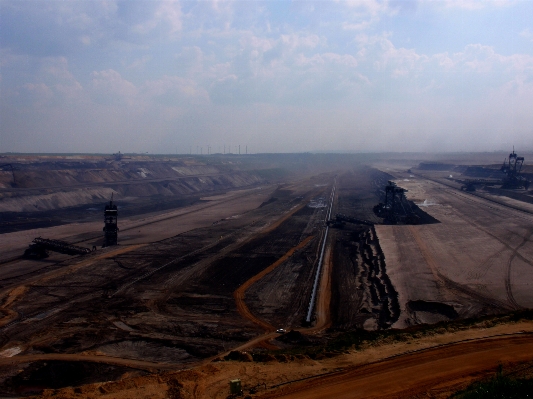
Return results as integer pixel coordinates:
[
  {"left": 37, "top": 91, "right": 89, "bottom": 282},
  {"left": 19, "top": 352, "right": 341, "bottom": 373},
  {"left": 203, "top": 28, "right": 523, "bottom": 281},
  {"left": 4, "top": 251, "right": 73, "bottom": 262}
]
[
  {"left": 295, "top": 52, "right": 359, "bottom": 68},
  {"left": 421, "top": 0, "right": 515, "bottom": 10},
  {"left": 450, "top": 44, "right": 533, "bottom": 75},
  {"left": 341, "top": 0, "right": 395, "bottom": 16},
  {"left": 432, "top": 53, "right": 455, "bottom": 70},
  {"left": 342, "top": 19, "right": 377, "bottom": 31},
  {"left": 42, "top": 57, "right": 76, "bottom": 81},
  {"left": 142, "top": 75, "right": 209, "bottom": 106},
  {"left": 2, "top": 0, "right": 533, "bottom": 153},
  {"left": 280, "top": 33, "right": 322, "bottom": 50},
  {"left": 8, "top": 57, "right": 84, "bottom": 106},
  {"left": 339, "top": 0, "right": 398, "bottom": 31},
  {"left": 133, "top": 0, "right": 183, "bottom": 37},
  {"left": 22, "top": 83, "right": 54, "bottom": 99},
  {"left": 90, "top": 69, "right": 138, "bottom": 105},
  {"left": 520, "top": 28, "right": 533, "bottom": 42},
  {"left": 128, "top": 55, "right": 152, "bottom": 70},
  {"left": 354, "top": 34, "right": 427, "bottom": 77},
  {"left": 40, "top": 57, "right": 84, "bottom": 100}
]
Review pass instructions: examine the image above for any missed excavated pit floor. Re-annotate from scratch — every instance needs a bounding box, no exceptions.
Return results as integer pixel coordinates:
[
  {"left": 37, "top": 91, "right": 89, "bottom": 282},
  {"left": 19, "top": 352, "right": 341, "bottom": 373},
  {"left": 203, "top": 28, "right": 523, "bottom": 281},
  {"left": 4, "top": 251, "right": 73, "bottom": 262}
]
[{"left": 2, "top": 155, "right": 533, "bottom": 396}]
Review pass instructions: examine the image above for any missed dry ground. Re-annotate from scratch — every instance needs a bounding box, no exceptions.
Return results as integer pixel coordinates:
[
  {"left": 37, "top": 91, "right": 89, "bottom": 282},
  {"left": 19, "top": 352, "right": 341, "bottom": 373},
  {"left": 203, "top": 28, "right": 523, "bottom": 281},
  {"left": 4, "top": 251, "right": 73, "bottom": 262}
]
[
  {"left": 376, "top": 166, "right": 533, "bottom": 327},
  {"left": 1, "top": 153, "right": 533, "bottom": 398},
  {"left": 12, "top": 320, "right": 533, "bottom": 399},
  {"left": 0, "top": 163, "right": 339, "bottom": 396}
]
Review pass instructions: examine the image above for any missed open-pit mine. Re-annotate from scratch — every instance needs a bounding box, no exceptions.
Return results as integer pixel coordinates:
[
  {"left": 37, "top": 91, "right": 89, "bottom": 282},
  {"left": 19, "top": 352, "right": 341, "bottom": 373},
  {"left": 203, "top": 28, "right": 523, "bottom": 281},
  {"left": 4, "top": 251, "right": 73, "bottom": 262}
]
[{"left": 1, "top": 152, "right": 533, "bottom": 398}]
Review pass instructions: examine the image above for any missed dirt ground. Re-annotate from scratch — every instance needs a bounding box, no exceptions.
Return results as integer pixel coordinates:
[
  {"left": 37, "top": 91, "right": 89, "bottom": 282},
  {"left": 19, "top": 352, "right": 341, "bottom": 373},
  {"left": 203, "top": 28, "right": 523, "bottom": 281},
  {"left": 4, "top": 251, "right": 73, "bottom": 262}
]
[
  {"left": 0, "top": 154, "right": 340, "bottom": 396},
  {"left": 257, "top": 330, "right": 533, "bottom": 399},
  {"left": 9, "top": 321, "right": 533, "bottom": 399},
  {"left": 375, "top": 166, "right": 533, "bottom": 328},
  {"left": 1, "top": 152, "right": 533, "bottom": 398}
]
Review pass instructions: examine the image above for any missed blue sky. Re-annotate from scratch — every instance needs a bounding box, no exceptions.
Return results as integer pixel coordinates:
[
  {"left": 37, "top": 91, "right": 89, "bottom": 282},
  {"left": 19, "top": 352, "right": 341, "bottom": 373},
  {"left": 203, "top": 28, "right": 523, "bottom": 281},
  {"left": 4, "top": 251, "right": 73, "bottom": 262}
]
[{"left": 1, "top": 0, "right": 533, "bottom": 154}]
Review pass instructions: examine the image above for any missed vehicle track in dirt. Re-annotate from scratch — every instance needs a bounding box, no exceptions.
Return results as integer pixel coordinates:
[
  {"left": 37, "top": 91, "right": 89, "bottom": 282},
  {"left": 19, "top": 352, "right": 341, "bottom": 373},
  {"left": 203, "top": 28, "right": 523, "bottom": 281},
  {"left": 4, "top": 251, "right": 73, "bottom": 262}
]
[
  {"left": 0, "top": 185, "right": 273, "bottom": 280},
  {"left": 148, "top": 193, "right": 320, "bottom": 314},
  {"left": 407, "top": 225, "right": 513, "bottom": 312},
  {"left": 70, "top": 184, "right": 274, "bottom": 246},
  {"left": 402, "top": 175, "right": 533, "bottom": 311},
  {"left": 446, "top": 200, "right": 533, "bottom": 310},
  {"left": 0, "top": 178, "right": 332, "bottom": 377},
  {"left": 416, "top": 173, "right": 533, "bottom": 219},
  {"left": 505, "top": 228, "right": 533, "bottom": 309},
  {"left": 0, "top": 244, "right": 146, "bottom": 329},
  {"left": 231, "top": 181, "right": 336, "bottom": 351},
  {"left": 233, "top": 235, "right": 315, "bottom": 332}
]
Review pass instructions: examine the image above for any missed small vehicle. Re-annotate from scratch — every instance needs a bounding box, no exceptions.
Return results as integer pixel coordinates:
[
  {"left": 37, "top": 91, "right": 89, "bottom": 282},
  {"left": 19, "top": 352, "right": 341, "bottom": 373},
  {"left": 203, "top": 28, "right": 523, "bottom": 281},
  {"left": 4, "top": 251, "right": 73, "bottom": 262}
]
[{"left": 276, "top": 328, "right": 286, "bottom": 334}]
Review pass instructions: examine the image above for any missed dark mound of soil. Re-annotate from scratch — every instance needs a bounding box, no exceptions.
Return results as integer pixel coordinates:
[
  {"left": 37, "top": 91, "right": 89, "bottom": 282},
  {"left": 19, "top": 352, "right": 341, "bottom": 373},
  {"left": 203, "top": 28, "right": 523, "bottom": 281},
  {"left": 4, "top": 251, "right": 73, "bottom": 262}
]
[
  {"left": 0, "top": 360, "right": 146, "bottom": 397},
  {"left": 275, "top": 330, "right": 317, "bottom": 346},
  {"left": 407, "top": 300, "right": 459, "bottom": 319}
]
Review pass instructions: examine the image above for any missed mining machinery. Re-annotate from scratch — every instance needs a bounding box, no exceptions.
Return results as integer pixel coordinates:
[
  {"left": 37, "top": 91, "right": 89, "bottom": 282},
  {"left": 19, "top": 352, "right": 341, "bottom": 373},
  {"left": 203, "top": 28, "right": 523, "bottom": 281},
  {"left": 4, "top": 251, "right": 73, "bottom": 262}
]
[
  {"left": 460, "top": 179, "right": 500, "bottom": 192},
  {"left": 500, "top": 149, "right": 530, "bottom": 189},
  {"left": 111, "top": 151, "right": 131, "bottom": 161},
  {"left": 373, "top": 181, "right": 419, "bottom": 225},
  {"left": 327, "top": 181, "right": 419, "bottom": 227},
  {"left": 103, "top": 194, "right": 118, "bottom": 247},
  {"left": 24, "top": 237, "right": 91, "bottom": 259}
]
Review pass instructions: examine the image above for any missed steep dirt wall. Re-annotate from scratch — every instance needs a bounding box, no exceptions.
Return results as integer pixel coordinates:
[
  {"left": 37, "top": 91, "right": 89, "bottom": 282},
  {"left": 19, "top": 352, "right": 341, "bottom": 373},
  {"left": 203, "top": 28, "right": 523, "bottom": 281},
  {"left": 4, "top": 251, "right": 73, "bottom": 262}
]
[
  {"left": 0, "top": 160, "right": 264, "bottom": 213},
  {"left": 114, "top": 173, "right": 263, "bottom": 198},
  {"left": 0, "top": 174, "right": 262, "bottom": 213},
  {"left": 0, "top": 187, "right": 116, "bottom": 213},
  {"left": 1, "top": 162, "right": 236, "bottom": 189}
]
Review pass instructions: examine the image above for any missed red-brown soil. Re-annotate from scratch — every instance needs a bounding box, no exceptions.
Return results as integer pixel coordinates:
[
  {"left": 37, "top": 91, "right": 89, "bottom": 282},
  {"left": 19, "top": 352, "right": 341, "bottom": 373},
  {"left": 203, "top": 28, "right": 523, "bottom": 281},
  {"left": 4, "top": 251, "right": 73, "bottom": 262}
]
[{"left": 258, "top": 333, "right": 533, "bottom": 399}]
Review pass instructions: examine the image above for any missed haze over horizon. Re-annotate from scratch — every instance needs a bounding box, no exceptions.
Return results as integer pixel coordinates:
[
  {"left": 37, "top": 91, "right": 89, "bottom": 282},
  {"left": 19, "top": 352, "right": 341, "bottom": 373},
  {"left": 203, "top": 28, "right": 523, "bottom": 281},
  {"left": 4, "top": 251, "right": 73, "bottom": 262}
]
[{"left": 1, "top": 0, "right": 533, "bottom": 154}]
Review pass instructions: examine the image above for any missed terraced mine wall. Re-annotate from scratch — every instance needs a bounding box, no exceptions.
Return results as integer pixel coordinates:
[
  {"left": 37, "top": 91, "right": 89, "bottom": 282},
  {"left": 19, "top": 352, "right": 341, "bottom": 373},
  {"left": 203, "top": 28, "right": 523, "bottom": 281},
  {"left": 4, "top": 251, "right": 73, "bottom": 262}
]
[
  {"left": 0, "top": 158, "right": 268, "bottom": 233},
  {"left": 0, "top": 161, "right": 263, "bottom": 212}
]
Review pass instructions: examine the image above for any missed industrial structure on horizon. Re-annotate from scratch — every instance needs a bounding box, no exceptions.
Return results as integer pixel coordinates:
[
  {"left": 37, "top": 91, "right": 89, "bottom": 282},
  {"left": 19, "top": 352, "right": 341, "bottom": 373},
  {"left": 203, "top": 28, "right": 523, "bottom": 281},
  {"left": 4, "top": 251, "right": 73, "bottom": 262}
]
[
  {"left": 103, "top": 195, "right": 118, "bottom": 247},
  {"left": 501, "top": 148, "right": 530, "bottom": 189},
  {"left": 460, "top": 148, "right": 531, "bottom": 191}
]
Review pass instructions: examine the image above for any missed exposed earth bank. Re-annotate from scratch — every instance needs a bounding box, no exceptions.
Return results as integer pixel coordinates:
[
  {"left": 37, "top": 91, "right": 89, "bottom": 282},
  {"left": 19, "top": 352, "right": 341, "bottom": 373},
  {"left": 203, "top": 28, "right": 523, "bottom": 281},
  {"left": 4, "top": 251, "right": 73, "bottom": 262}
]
[{"left": 13, "top": 316, "right": 533, "bottom": 399}]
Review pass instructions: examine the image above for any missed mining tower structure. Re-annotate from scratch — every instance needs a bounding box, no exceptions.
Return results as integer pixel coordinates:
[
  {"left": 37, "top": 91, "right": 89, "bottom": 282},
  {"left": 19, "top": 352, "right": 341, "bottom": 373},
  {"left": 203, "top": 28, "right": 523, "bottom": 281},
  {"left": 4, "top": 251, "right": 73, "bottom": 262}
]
[
  {"left": 373, "top": 181, "right": 419, "bottom": 225},
  {"left": 501, "top": 149, "right": 530, "bottom": 189},
  {"left": 103, "top": 195, "right": 118, "bottom": 247}
]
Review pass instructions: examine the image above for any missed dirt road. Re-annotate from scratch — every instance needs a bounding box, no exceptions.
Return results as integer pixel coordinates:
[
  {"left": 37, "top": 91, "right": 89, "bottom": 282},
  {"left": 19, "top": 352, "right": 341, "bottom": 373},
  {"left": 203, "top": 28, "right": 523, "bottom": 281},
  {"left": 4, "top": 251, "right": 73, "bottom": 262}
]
[
  {"left": 258, "top": 333, "right": 533, "bottom": 398},
  {"left": 232, "top": 180, "right": 335, "bottom": 350},
  {"left": 233, "top": 235, "right": 315, "bottom": 332}
]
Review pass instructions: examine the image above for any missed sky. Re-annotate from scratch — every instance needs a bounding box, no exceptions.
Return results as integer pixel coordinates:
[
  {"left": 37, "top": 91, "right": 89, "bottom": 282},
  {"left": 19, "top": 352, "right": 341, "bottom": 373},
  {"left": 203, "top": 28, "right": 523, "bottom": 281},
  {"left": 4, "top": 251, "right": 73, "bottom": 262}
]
[{"left": 1, "top": 0, "right": 533, "bottom": 154}]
